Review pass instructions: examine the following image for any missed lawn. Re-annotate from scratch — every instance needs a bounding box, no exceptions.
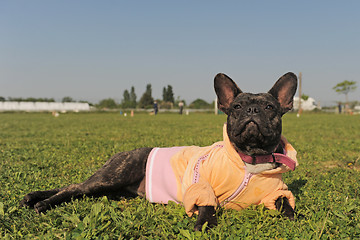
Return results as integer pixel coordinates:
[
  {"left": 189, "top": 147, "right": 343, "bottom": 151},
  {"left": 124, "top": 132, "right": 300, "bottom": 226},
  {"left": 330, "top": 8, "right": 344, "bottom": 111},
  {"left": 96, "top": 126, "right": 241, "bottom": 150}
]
[{"left": 1, "top": 112, "right": 359, "bottom": 239}]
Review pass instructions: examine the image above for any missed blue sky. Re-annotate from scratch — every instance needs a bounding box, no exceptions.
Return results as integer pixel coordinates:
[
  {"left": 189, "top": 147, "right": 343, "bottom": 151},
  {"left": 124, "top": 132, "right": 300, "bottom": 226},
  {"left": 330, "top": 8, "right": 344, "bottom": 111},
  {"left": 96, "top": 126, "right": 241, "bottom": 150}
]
[{"left": 1, "top": 1, "right": 359, "bottom": 106}]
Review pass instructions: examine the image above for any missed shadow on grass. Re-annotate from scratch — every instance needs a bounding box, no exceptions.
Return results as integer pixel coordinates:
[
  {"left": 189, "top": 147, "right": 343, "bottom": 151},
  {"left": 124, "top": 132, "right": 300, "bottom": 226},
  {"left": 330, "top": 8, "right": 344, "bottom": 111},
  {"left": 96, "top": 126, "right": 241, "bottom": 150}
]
[
  {"left": 288, "top": 179, "right": 307, "bottom": 198},
  {"left": 287, "top": 179, "right": 308, "bottom": 219}
]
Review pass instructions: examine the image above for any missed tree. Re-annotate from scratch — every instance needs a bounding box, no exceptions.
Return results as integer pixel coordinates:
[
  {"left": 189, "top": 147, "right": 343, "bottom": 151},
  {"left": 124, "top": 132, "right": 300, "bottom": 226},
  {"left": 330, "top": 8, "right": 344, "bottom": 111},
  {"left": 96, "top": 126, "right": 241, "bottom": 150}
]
[
  {"left": 162, "top": 85, "right": 174, "bottom": 103},
  {"left": 333, "top": 80, "right": 357, "bottom": 105},
  {"left": 121, "top": 89, "right": 131, "bottom": 108},
  {"left": 0, "top": 96, "right": 5, "bottom": 101},
  {"left": 62, "top": 96, "right": 74, "bottom": 102},
  {"left": 121, "top": 87, "right": 137, "bottom": 109},
  {"left": 98, "top": 98, "right": 118, "bottom": 109},
  {"left": 139, "top": 84, "right": 154, "bottom": 109},
  {"left": 301, "top": 94, "right": 309, "bottom": 101},
  {"left": 189, "top": 99, "right": 211, "bottom": 109},
  {"left": 130, "top": 86, "right": 137, "bottom": 108},
  {"left": 162, "top": 87, "right": 167, "bottom": 102}
]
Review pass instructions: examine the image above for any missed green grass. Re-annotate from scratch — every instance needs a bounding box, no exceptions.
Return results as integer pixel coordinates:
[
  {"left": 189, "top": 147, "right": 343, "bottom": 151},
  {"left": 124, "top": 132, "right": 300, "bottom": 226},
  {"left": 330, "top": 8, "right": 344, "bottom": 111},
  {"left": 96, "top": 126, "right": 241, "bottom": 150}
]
[{"left": 1, "top": 112, "right": 359, "bottom": 239}]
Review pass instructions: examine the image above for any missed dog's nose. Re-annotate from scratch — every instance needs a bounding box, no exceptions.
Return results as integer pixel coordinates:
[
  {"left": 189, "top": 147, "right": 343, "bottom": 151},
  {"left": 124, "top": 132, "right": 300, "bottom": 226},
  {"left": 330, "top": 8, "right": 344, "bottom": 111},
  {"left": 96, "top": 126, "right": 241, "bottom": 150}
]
[{"left": 246, "top": 106, "right": 259, "bottom": 115}]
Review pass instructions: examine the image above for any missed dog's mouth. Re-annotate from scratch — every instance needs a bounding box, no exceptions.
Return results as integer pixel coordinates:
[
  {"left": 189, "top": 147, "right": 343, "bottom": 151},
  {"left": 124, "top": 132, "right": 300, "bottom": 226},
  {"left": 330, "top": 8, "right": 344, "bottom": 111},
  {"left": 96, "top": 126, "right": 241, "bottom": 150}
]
[
  {"left": 237, "top": 119, "right": 273, "bottom": 138},
  {"left": 231, "top": 123, "right": 269, "bottom": 155},
  {"left": 233, "top": 119, "right": 277, "bottom": 151}
]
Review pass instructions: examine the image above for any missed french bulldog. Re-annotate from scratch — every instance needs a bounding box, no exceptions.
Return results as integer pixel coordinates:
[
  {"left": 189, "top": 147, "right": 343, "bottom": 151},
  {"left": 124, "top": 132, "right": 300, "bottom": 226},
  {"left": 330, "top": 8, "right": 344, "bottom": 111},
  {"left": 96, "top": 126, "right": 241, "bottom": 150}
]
[{"left": 20, "top": 72, "right": 298, "bottom": 231}]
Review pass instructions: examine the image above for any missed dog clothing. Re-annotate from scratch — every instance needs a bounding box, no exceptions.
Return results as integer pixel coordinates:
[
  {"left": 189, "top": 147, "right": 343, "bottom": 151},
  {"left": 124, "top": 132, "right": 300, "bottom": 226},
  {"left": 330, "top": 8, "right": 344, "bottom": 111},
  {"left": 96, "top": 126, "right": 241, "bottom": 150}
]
[{"left": 145, "top": 124, "right": 298, "bottom": 216}]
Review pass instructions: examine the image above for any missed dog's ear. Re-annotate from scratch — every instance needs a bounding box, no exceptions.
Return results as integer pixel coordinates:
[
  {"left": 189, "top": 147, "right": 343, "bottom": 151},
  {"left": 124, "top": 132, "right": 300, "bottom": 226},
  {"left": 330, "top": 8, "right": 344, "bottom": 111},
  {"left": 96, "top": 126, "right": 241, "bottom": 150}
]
[
  {"left": 214, "top": 73, "right": 242, "bottom": 114},
  {"left": 268, "top": 72, "right": 298, "bottom": 115}
]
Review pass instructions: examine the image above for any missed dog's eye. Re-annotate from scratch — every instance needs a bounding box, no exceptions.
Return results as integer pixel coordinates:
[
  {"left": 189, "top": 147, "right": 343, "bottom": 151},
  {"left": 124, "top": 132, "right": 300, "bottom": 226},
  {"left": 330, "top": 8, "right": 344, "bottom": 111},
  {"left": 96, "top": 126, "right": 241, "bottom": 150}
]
[
  {"left": 265, "top": 105, "right": 274, "bottom": 110},
  {"left": 233, "top": 104, "right": 242, "bottom": 109}
]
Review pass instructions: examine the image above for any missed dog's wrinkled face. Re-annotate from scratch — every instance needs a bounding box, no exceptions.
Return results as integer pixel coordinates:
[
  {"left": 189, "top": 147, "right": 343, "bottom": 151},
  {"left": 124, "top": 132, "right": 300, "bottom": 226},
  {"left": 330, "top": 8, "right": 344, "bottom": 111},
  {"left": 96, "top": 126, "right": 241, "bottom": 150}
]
[
  {"left": 226, "top": 92, "right": 283, "bottom": 155},
  {"left": 214, "top": 73, "right": 298, "bottom": 155}
]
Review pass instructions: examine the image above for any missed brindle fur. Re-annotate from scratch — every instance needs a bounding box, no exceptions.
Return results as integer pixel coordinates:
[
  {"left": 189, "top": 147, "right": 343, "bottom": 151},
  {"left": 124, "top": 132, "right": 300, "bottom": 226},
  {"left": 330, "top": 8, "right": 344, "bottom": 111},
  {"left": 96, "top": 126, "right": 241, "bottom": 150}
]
[{"left": 20, "top": 148, "right": 152, "bottom": 213}]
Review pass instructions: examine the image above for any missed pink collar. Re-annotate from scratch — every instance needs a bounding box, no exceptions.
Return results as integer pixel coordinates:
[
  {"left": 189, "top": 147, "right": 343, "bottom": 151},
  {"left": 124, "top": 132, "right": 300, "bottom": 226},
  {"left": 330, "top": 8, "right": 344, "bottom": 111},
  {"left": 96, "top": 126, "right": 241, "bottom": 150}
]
[{"left": 238, "top": 151, "right": 296, "bottom": 171}]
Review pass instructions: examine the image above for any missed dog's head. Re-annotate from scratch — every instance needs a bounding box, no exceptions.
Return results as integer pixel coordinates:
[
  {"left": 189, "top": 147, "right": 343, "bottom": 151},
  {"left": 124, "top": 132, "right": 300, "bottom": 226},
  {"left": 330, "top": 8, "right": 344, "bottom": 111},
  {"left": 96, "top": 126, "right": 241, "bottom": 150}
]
[{"left": 214, "top": 72, "right": 297, "bottom": 156}]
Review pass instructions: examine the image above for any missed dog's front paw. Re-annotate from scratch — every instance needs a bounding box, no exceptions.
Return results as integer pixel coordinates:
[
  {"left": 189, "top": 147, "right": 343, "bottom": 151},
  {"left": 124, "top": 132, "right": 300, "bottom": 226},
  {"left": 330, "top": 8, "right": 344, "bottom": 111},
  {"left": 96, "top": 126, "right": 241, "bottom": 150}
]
[
  {"left": 19, "top": 191, "right": 44, "bottom": 208},
  {"left": 194, "top": 206, "right": 218, "bottom": 231},
  {"left": 34, "top": 200, "right": 50, "bottom": 214},
  {"left": 275, "top": 197, "right": 295, "bottom": 220}
]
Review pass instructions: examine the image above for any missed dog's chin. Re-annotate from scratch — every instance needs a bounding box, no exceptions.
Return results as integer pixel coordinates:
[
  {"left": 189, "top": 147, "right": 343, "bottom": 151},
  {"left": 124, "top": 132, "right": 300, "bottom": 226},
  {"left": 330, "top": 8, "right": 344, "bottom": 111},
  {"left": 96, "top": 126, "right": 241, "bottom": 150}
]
[
  {"left": 239, "top": 123, "right": 265, "bottom": 147},
  {"left": 236, "top": 145, "right": 272, "bottom": 156}
]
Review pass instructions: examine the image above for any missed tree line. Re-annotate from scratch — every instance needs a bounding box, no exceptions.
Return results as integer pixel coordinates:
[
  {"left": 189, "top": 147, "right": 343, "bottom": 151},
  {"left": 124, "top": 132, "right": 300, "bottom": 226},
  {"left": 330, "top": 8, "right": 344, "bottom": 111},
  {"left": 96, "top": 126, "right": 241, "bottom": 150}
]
[
  {"left": 2, "top": 80, "right": 356, "bottom": 111},
  {"left": 0, "top": 84, "right": 215, "bottom": 109},
  {"left": 98, "top": 84, "right": 214, "bottom": 110},
  {"left": 96, "top": 84, "right": 176, "bottom": 109}
]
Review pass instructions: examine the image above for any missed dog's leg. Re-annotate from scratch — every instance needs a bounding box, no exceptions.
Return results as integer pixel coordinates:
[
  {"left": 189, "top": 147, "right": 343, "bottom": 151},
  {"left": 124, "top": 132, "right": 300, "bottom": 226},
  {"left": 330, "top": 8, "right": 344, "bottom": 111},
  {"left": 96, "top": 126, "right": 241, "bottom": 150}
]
[
  {"left": 20, "top": 147, "right": 152, "bottom": 213},
  {"left": 194, "top": 206, "right": 218, "bottom": 231},
  {"left": 19, "top": 188, "right": 62, "bottom": 208},
  {"left": 275, "top": 197, "right": 295, "bottom": 220}
]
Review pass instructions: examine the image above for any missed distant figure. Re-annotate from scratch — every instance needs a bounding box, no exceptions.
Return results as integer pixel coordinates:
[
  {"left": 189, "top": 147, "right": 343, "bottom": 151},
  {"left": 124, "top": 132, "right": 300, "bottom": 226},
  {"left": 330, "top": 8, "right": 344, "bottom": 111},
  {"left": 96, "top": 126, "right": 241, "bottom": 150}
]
[
  {"left": 154, "top": 101, "right": 158, "bottom": 115},
  {"left": 338, "top": 103, "right": 342, "bottom": 114},
  {"left": 179, "top": 101, "right": 184, "bottom": 114}
]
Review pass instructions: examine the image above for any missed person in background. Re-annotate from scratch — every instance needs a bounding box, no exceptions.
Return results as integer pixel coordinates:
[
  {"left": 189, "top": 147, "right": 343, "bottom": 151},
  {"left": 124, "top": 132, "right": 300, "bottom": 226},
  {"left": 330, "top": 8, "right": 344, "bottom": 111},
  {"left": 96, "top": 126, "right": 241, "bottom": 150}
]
[
  {"left": 179, "top": 101, "right": 184, "bottom": 115},
  {"left": 154, "top": 101, "right": 158, "bottom": 115}
]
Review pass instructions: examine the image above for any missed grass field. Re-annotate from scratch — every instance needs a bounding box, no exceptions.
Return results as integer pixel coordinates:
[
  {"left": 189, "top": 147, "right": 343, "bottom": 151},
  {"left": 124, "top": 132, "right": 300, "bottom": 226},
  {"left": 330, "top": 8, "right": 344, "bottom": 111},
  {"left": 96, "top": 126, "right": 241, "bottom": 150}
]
[{"left": 1, "top": 112, "right": 359, "bottom": 239}]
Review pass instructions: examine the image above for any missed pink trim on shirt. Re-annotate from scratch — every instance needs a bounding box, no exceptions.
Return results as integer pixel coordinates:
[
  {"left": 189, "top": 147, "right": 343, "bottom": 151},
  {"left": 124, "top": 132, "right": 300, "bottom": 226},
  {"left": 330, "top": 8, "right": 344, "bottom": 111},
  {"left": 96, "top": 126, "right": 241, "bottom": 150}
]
[
  {"left": 192, "top": 144, "right": 224, "bottom": 184},
  {"left": 220, "top": 170, "right": 253, "bottom": 207},
  {"left": 146, "top": 147, "right": 186, "bottom": 204}
]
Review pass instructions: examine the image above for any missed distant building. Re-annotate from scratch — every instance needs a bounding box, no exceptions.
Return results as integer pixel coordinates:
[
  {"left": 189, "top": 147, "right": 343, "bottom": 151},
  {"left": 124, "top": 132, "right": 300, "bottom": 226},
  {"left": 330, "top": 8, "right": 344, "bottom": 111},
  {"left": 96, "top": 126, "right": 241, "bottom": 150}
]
[
  {"left": 293, "top": 97, "right": 321, "bottom": 111},
  {"left": 0, "top": 102, "right": 90, "bottom": 112}
]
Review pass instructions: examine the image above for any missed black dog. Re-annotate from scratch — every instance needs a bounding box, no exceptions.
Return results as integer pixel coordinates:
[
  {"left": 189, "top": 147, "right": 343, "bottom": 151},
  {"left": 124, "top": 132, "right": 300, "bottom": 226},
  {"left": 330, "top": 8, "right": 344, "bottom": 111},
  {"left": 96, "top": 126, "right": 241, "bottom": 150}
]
[{"left": 20, "top": 72, "right": 298, "bottom": 230}]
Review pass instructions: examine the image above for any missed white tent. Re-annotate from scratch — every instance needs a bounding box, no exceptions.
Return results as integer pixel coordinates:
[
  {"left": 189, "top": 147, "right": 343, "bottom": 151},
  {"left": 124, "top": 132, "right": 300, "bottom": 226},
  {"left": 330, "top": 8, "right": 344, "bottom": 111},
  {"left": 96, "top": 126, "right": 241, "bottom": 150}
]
[
  {"left": 293, "top": 97, "right": 321, "bottom": 111},
  {"left": 0, "top": 102, "right": 90, "bottom": 112}
]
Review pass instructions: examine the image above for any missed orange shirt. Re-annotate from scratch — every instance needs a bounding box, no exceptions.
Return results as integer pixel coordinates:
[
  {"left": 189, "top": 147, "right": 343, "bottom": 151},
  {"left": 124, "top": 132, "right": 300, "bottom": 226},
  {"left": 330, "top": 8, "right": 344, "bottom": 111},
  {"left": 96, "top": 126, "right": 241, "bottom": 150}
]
[{"left": 170, "top": 124, "right": 298, "bottom": 216}]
